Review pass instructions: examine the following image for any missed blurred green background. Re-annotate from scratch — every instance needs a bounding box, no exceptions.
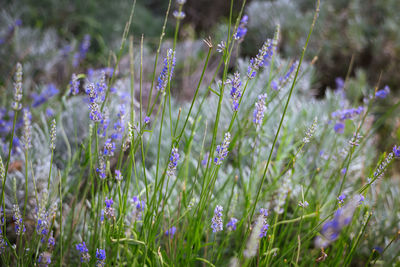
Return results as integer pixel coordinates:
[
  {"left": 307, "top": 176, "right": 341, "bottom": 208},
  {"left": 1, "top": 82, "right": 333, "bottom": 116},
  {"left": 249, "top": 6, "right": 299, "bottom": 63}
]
[{"left": 2, "top": 0, "right": 400, "bottom": 92}]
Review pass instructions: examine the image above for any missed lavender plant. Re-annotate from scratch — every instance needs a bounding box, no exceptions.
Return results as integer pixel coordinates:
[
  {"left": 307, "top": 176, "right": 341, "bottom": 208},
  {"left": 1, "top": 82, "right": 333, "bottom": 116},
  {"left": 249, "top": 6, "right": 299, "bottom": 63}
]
[{"left": 0, "top": 0, "right": 399, "bottom": 266}]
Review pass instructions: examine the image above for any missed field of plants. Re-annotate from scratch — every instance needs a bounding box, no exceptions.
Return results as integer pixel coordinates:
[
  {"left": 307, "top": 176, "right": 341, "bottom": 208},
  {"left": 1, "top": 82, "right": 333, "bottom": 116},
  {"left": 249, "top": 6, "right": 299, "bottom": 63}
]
[{"left": 0, "top": 0, "right": 399, "bottom": 266}]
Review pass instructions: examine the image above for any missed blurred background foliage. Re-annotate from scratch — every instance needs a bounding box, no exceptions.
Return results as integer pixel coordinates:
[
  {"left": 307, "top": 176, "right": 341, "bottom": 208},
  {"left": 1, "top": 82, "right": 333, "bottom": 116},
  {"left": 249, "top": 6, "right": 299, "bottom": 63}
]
[
  {"left": 245, "top": 0, "right": 400, "bottom": 96},
  {"left": 1, "top": 0, "right": 399, "bottom": 92}
]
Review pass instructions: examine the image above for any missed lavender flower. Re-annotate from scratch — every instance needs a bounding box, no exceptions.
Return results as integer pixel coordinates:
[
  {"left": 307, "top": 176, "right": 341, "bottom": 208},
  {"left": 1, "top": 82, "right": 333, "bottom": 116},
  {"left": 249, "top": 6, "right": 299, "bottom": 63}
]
[
  {"left": 173, "top": 11, "right": 186, "bottom": 19},
  {"left": 70, "top": 73, "right": 80, "bottom": 95},
  {"left": 217, "top": 41, "right": 226, "bottom": 53},
  {"left": 226, "top": 217, "right": 238, "bottom": 231},
  {"left": 96, "top": 248, "right": 106, "bottom": 267},
  {"left": 334, "top": 122, "right": 345, "bottom": 134},
  {"left": 144, "top": 116, "right": 150, "bottom": 124},
  {"left": 260, "top": 223, "right": 269, "bottom": 238},
  {"left": 331, "top": 106, "right": 364, "bottom": 121},
  {"left": 86, "top": 82, "right": 103, "bottom": 122},
  {"left": 12, "top": 63, "right": 23, "bottom": 111},
  {"left": 157, "top": 49, "right": 176, "bottom": 93},
  {"left": 298, "top": 201, "right": 309, "bottom": 208},
  {"left": 0, "top": 157, "right": 4, "bottom": 183},
  {"left": 247, "top": 27, "right": 279, "bottom": 78},
  {"left": 348, "top": 133, "right": 362, "bottom": 147},
  {"left": 259, "top": 208, "right": 269, "bottom": 238},
  {"left": 165, "top": 226, "right": 177, "bottom": 238},
  {"left": 375, "top": 85, "right": 390, "bottom": 99},
  {"left": 48, "top": 232, "right": 55, "bottom": 248},
  {"left": 76, "top": 242, "right": 91, "bottom": 263},
  {"left": 331, "top": 106, "right": 364, "bottom": 133},
  {"left": 131, "top": 196, "right": 145, "bottom": 222},
  {"left": 36, "top": 206, "right": 50, "bottom": 243},
  {"left": 303, "top": 117, "right": 317, "bottom": 143},
  {"left": 89, "top": 103, "right": 102, "bottom": 122},
  {"left": 173, "top": 0, "right": 186, "bottom": 19},
  {"left": 31, "top": 84, "right": 59, "bottom": 107},
  {"left": 115, "top": 170, "right": 123, "bottom": 182},
  {"left": 315, "top": 199, "right": 357, "bottom": 248},
  {"left": 369, "top": 151, "right": 394, "bottom": 183},
  {"left": 337, "top": 194, "right": 346, "bottom": 204},
  {"left": 46, "top": 108, "right": 54, "bottom": 117},
  {"left": 276, "top": 60, "right": 298, "bottom": 90},
  {"left": 214, "top": 133, "right": 231, "bottom": 165},
  {"left": 103, "top": 197, "right": 115, "bottom": 220},
  {"left": 73, "top": 34, "right": 91, "bottom": 67},
  {"left": 103, "top": 138, "right": 115, "bottom": 156},
  {"left": 356, "top": 194, "right": 365, "bottom": 205},
  {"left": 38, "top": 252, "right": 52, "bottom": 267},
  {"left": 211, "top": 205, "right": 223, "bottom": 233},
  {"left": 247, "top": 40, "right": 272, "bottom": 78},
  {"left": 234, "top": 15, "right": 248, "bottom": 40},
  {"left": 13, "top": 204, "right": 25, "bottom": 235},
  {"left": 229, "top": 72, "right": 242, "bottom": 111},
  {"left": 167, "top": 147, "right": 180, "bottom": 177},
  {"left": 262, "top": 26, "right": 279, "bottom": 67},
  {"left": 96, "top": 156, "right": 106, "bottom": 179},
  {"left": 0, "top": 208, "right": 7, "bottom": 253},
  {"left": 122, "top": 122, "right": 134, "bottom": 151},
  {"left": 335, "top": 77, "right": 345, "bottom": 91},
  {"left": 201, "top": 152, "right": 209, "bottom": 166},
  {"left": 50, "top": 119, "right": 57, "bottom": 150},
  {"left": 22, "top": 108, "right": 32, "bottom": 151},
  {"left": 393, "top": 145, "right": 400, "bottom": 158},
  {"left": 111, "top": 105, "right": 126, "bottom": 140},
  {"left": 253, "top": 94, "right": 267, "bottom": 127},
  {"left": 97, "top": 109, "right": 109, "bottom": 138},
  {"left": 0, "top": 228, "right": 7, "bottom": 254}
]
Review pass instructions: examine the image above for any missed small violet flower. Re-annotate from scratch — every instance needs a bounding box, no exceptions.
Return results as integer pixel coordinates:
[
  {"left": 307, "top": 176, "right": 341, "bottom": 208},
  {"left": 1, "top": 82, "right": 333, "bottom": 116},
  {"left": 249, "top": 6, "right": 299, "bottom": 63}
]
[
  {"left": 131, "top": 196, "right": 146, "bottom": 222},
  {"left": 38, "top": 252, "right": 52, "bottom": 267},
  {"left": 12, "top": 63, "right": 23, "bottom": 111},
  {"left": 393, "top": 145, "right": 400, "bottom": 158},
  {"left": 315, "top": 199, "right": 357, "bottom": 248},
  {"left": 167, "top": 147, "right": 180, "bottom": 177},
  {"left": 76, "top": 242, "right": 91, "bottom": 263},
  {"left": 103, "top": 197, "right": 115, "bottom": 221},
  {"left": 234, "top": 15, "right": 248, "bottom": 40},
  {"left": 157, "top": 49, "right": 176, "bottom": 93},
  {"left": 259, "top": 208, "right": 269, "bottom": 238},
  {"left": 95, "top": 248, "right": 106, "bottom": 267},
  {"left": 211, "top": 205, "right": 223, "bottom": 233},
  {"left": 253, "top": 94, "right": 267, "bottom": 127},
  {"left": 165, "top": 226, "right": 177, "bottom": 238},
  {"left": 103, "top": 138, "right": 115, "bottom": 156},
  {"left": 214, "top": 133, "right": 231, "bottom": 165},
  {"left": 229, "top": 72, "right": 242, "bottom": 111},
  {"left": 70, "top": 73, "right": 80, "bottom": 95},
  {"left": 298, "top": 201, "right": 309, "bottom": 208},
  {"left": 96, "top": 156, "right": 106, "bottom": 179},
  {"left": 226, "top": 217, "right": 238, "bottom": 231},
  {"left": 375, "top": 85, "right": 390, "bottom": 99},
  {"left": 337, "top": 194, "right": 346, "bottom": 204},
  {"left": 13, "top": 204, "right": 25, "bottom": 235},
  {"left": 115, "top": 170, "right": 123, "bottom": 182}
]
